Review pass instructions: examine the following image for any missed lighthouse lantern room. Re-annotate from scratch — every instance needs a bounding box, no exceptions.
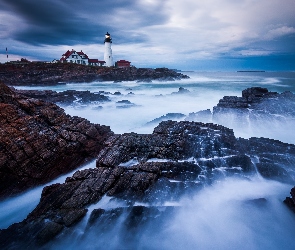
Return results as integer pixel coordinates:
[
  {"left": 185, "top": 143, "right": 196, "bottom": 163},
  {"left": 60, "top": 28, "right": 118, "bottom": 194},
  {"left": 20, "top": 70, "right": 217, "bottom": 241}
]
[{"left": 104, "top": 32, "right": 114, "bottom": 67}]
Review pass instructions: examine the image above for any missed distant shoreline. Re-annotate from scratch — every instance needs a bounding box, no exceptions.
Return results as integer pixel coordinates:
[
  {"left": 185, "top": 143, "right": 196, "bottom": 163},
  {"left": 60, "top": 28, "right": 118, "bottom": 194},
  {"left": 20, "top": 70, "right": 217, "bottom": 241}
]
[{"left": 237, "top": 70, "right": 266, "bottom": 72}]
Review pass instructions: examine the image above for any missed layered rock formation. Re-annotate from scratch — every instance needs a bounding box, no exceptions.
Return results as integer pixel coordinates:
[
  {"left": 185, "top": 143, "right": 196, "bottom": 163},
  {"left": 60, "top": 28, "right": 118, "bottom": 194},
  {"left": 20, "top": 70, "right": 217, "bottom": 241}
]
[
  {"left": 2, "top": 120, "right": 295, "bottom": 248},
  {"left": 0, "top": 62, "right": 189, "bottom": 86},
  {"left": 213, "top": 87, "right": 295, "bottom": 125},
  {"left": 0, "top": 82, "right": 113, "bottom": 199},
  {"left": 14, "top": 89, "right": 110, "bottom": 106}
]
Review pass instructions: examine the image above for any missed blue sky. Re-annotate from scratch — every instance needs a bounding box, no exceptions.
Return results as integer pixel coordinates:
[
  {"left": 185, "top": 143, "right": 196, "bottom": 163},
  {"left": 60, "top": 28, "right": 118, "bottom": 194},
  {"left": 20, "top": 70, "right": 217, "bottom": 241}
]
[{"left": 0, "top": 0, "right": 294, "bottom": 71}]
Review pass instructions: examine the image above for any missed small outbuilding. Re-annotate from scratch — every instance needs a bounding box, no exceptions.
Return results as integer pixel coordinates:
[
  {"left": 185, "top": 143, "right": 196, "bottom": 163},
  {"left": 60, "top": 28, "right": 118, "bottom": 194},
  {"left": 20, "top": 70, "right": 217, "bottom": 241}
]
[{"left": 115, "top": 60, "right": 131, "bottom": 68}]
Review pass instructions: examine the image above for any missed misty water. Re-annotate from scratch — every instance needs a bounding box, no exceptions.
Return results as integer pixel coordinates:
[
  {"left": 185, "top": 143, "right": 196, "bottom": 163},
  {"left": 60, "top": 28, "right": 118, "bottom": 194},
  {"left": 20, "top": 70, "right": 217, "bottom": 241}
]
[{"left": 3, "top": 71, "right": 295, "bottom": 249}]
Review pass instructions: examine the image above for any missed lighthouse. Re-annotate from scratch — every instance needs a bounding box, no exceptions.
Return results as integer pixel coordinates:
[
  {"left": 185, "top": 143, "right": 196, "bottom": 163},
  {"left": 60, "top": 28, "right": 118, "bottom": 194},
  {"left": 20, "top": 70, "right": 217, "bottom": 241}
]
[{"left": 104, "top": 32, "right": 114, "bottom": 67}]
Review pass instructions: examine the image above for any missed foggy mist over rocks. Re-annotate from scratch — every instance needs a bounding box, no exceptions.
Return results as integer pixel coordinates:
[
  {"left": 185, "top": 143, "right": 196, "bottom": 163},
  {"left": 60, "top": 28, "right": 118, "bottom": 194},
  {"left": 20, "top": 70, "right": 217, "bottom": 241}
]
[
  {"left": 2, "top": 71, "right": 294, "bottom": 249},
  {"left": 44, "top": 178, "right": 295, "bottom": 250},
  {"left": 24, "top": 71, "right": 294, "bottom": 143}
]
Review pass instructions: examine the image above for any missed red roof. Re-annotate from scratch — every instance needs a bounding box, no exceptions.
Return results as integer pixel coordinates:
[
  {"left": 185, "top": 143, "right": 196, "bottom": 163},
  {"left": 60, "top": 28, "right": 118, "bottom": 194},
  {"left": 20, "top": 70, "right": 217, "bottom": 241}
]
[
  {"left": 77, "top": 51, "right": 89, "bottom": 58},
  {"left": 116, "top": 60, "right": 131, "bottom": 63},
  {"left": 62, "top": 50, "right": 73, "bottom": 58}
]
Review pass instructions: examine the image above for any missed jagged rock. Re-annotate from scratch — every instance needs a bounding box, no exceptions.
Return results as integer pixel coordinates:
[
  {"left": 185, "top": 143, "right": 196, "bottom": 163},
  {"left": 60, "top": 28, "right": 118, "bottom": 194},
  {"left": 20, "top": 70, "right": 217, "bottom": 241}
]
[
  {"left": 116, "top": 100, "right": 132, "bottom": 104},
  {"left": 86, "top": 206, "right": 176, "bottom": 243},
  {"left": 0, "top": 81, "right": 113, "bottom": 199},
  {"left": 14, "top": 89, "right": 110, "bottom": 105},
  {"left": 3, "top": 120, "right": 295, "bottom": 248},
  {"left": 284, "top": 187, "right": 295, "bottom": 213},
  {"left": 171, "top": 87, "right": 190, "bottom": 95},
  {"left": 187, "top": 87, "right": 295, "bottom": 126},
  {"left": 116, "top": 100, "right": 137, "bottom": 109},
  {"left": 213, "top": 87, "right": 295, "bottom": 124},
  {"left": 207, "top": 87, "right": 295, "bottom": 143}
]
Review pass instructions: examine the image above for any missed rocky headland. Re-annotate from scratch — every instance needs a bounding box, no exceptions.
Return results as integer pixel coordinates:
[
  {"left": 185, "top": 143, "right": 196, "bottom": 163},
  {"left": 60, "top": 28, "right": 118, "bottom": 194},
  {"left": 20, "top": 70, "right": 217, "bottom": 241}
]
[
  {"left": 1, "top": 83, "right": 295, "bottom": 248},
  {"left": 0, "top": 62, "right": 189, "bottom": 86}
]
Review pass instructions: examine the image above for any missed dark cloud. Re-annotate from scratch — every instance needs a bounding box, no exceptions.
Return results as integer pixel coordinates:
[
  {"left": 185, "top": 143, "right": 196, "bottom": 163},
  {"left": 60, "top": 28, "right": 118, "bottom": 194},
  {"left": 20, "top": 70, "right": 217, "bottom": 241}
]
[{"left": 2, "top": 0, "right": 168, "bottom": 46}]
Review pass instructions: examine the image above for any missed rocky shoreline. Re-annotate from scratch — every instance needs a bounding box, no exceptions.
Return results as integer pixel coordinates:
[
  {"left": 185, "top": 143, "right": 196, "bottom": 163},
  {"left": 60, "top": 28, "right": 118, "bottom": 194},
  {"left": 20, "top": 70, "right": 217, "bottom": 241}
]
[
  {"left": 0, "top": 82, "right": 295, "bottom": 248},
  {"left": 0, "top": 82, "right": 113, "bottom": 199},
  {"left": 0, "top": 62, "right": 189, "bottom": 86}
]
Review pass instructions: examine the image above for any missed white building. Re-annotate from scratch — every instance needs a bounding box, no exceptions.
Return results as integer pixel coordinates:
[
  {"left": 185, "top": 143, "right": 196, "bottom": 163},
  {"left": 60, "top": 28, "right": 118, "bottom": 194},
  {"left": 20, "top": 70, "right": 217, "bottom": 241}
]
[
  {"left": 104, "top": 32, "right": 114, "bottom": 67},
  {"left": 60, "top": 49, "right": 105, "bottom": 66}
]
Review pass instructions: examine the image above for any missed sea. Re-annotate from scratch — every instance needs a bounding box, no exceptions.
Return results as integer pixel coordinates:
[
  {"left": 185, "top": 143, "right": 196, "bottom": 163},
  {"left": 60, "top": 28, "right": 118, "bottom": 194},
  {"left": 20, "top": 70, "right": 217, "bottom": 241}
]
[{"left": 2, "top": 71, "right": 295, "bottom": 249}]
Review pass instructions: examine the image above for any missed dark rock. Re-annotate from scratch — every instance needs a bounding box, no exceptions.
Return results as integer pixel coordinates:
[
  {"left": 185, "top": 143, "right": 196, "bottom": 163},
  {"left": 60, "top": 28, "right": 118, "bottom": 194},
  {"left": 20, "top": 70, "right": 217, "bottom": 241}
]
[
  {"left": 0, "top": 63, "right": 189, "bottom": 86},
  {"left": 146, "top": 113, "right": 186, "bottom": 126},
  {"left": 171, "top": 87, "right": 190, "bottom": 95},
  {"left": 0, "top": 62, "right": 103, "bottom": 86},
  {"left": 242, "top": 87, "right": 271, "bottom": 101},
  {"left": 116, "top": 100, "right": 138, "bottom": 109},
  {"left": 212, "top": 87, "right": 295, "bottom": 128},
  {"left": 98, "top": 67, "right": 189, "bottom": 82},
  {"left": 284, "top": 187, "right": 295, "bottom": 213},
  {"left": 0, "top": 81, "right": 113, "bottom": 199},
  {"left": 116, "top": 100, "right": 132, "bottom": 104},
  {"left": 84, "top": 206, "right": 176, "bottom": 248},
  {"left": 91, "top": 106, "right": 103, "bottom": 110},
  {"left": 244, "top": 198, "right": 268, "bottom": 207},
  {"left": 14, "top": 89, "right": 110, "bottom": 106}
]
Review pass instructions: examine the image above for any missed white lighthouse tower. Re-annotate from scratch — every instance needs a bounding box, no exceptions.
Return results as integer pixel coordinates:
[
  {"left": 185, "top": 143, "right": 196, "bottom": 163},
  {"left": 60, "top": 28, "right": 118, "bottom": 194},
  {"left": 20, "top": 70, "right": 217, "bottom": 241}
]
[{"left": 104, "top": 32, "right": 113, "bottom": 67}]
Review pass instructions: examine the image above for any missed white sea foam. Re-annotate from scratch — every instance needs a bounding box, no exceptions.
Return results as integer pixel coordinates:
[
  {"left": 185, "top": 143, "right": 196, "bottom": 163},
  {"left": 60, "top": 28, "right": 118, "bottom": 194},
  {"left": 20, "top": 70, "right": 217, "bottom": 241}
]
[
  {"left": 48, "top": 177, "right": 295, "bottom": 250},
  {"left": 0, "top": 160, "right": 96, "bottom": 229}
]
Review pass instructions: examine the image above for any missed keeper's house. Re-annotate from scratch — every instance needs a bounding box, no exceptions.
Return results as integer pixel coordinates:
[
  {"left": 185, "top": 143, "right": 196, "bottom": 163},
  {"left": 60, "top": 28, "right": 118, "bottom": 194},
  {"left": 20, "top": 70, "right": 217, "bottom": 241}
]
[{"left": 60, "top": 49, "right": 105, "bottom": 66}]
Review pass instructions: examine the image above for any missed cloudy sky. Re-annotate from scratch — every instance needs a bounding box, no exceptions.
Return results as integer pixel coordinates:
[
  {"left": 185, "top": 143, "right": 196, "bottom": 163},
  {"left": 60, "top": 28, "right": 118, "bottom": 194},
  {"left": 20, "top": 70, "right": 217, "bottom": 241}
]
[{"left": 0, "top": 0, "right": 294, "bottom": 70}]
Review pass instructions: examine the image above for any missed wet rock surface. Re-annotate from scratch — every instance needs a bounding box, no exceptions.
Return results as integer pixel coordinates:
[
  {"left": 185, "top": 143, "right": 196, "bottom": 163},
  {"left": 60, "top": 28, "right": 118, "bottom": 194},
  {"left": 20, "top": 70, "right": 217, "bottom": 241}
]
[
  {"left": 213, "top": 87, "right": 295, "bottom": 125},
  {"left": 0, "top": 81, "right": 113, "bottom": 199},
  {"left": 2, "top": 119, "right": 295, "bottom": 248},
  {"left": 284, "top": 187, "right": 295, "bottom": 213},
  {"left": 14, "top": 89, "right": 110, "bottom": 105},
  {"left": 0, "top": 62, "right": 189, "bottom": 86}
]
